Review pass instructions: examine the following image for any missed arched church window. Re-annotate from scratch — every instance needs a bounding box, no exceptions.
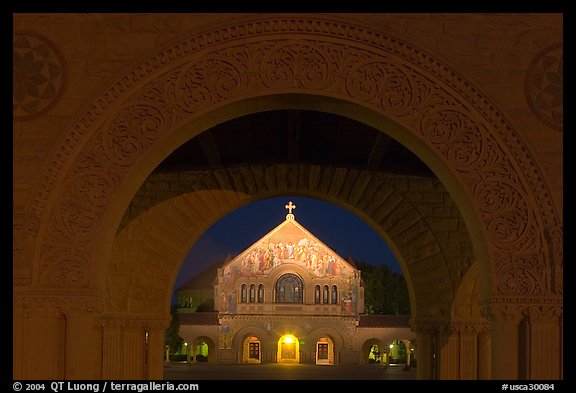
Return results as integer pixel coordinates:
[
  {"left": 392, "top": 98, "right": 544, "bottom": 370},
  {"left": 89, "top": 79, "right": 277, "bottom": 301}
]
[
  {"left": 323, "top": 285, "right": 329, "bottom": 304},
  {"left": 258, "top": 284, "right": 264, "bottom": 303},
  {"left": 275, "top": 273, "right": 303, "bottom": 303},
  {"left": 241, "top": 284, "right": 247, "bottom": 303},
  {"left": 314, "top": 285, "right": 321, "bottom": 304},
  {"left": 249, "top": 284, "right": 256, "bottom": 303},
  {"left": 331, "top": 285, "right": 338, "bottom": 304}
]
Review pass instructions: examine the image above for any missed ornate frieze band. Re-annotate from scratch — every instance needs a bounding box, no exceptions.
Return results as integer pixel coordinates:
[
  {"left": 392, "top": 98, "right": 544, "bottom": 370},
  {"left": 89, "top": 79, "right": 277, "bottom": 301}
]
[
  {"left": 479, "top": 296, "right": 562, "bottom": 323},
  {"left": 411, "top": 317, "right": 491, "bottom": 335},
  {"left": 32, "top": 17, "right": 561, "bottom": 298},
  {"left": 13, "top": 289, "right": 106, "bottom": 318}
]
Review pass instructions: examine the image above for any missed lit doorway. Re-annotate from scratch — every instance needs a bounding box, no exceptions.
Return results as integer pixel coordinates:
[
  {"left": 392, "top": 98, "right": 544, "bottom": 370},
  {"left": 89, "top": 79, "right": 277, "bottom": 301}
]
[
  {"left": 277, "top": 334, "right": 299, "bottom": 363},
  {"left": 316, "top": 337, "right": 335, "bottom": 365},
  {"left": 242, "top": 336, "right": 261, "bottom": 363}
]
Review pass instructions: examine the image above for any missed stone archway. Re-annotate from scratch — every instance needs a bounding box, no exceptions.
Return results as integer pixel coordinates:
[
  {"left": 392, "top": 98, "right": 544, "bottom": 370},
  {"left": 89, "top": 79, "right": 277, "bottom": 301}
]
[
  {"left": 14, "top": 15, "right": 562, "bottom": 380},
  {"left": 362, "top": 338, "right": 384, "bottom": 366}
]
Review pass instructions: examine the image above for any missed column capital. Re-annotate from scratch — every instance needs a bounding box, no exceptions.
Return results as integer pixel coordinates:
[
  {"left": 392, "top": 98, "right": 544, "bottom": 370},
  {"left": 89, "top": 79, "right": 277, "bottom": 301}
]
[
  {"left": 410, "top": 317, "right": 491, "bottom": 335},
  {"left": 524, "top": 304, "right": 563, "bottom": 322},
  {"left": 480, "top": 299, "right": 526, "bottom": 323},
  {"left": 479, "top": 296, "right": 562, "bottom": 323},
  {"left": 410, "top": 317, "right": 441, "bottom": 335},
  {"left": 98, "top": 312, "right": 170, "bottom": 330},
  {"left": 13, "top": 288, "right": 107, "bottom": 318}
]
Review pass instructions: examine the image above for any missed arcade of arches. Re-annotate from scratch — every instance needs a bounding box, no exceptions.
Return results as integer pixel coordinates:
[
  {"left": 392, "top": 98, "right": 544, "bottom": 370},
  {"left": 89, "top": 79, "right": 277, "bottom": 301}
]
[{"left": 13, "top": 13, "right": 562, "bottom": 380}]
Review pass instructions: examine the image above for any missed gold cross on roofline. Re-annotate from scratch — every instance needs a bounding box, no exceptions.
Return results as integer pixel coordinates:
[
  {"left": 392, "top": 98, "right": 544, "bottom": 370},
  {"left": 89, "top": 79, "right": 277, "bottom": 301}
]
[{"left": 285, "top": 201, "right": 296, "bottom": 214}]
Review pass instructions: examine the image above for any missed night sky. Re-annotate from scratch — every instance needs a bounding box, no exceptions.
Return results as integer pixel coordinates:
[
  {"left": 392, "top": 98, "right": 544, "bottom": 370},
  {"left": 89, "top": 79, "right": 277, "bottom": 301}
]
[{"left": 173, "top": 196, "right": 401, "bottom": 291}]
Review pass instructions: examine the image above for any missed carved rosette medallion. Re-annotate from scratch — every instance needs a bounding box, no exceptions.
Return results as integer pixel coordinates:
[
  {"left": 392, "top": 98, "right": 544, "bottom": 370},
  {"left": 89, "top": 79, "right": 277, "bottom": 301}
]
[
  {"left": 13, "top": 31, "right": 66, "bottom": 121},
  {"left": 525, "top": 43, "right": 563, "bottom": 132}
]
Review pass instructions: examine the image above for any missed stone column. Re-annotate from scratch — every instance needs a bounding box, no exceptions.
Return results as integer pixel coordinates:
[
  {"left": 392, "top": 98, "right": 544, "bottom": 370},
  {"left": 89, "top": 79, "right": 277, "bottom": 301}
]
[
  {"left": 437, "top": 323, "right": 460, "bottom": 380},
  {"left": 477, "top": 325, "right": 492, "bottom": 380},
  {"left": 102, "top": 319, "right": 126, "bottom": 379},
  {"left": 384, "top": 346, "right": 390, "bottom": 367},
  {"left": 404, "top": 341, "right": 411, "bottom": 368},
  {"left": 458, "top": 324, "right": 481, "bottom": 380},
  {"left": 482, "top": 302, "right": 525, "bottom": 380},
  {"left": 187, "top": 343, "right": 194, "bottom": 363},
  {"left": 525, "top": 304, "right": 562, "bottom": 380},
  {"left": 411, "top": 320, "right": 435, "bottom": 380},
  {"left": 121, "top": 324, "right": 146, "bottom": 379},
  {"left": 559, "top": 313, "right": 563, "bottom": 380},
  {"left": 101, "top": 316, "right": 150, "bottom": 380},
  {"left": 13, "top": 295, "right": 66, "bottom": 380},
  {"left": 64, "top": 295, "right": 105, "bottom": 379},
  {"left": 146, "top": 320, "right": 170, "bottom": 379}
]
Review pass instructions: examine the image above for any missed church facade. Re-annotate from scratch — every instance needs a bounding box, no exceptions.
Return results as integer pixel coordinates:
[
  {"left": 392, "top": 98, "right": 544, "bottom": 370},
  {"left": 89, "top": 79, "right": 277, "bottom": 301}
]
[{"left": 175, "top": 203, "right": 416, "bottom": 365}]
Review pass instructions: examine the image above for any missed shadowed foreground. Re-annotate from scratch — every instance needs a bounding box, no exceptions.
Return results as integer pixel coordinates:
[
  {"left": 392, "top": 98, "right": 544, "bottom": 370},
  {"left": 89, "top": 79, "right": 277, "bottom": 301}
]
[{"left": 164, "top": 362, "right": 416, "bottom": 380}]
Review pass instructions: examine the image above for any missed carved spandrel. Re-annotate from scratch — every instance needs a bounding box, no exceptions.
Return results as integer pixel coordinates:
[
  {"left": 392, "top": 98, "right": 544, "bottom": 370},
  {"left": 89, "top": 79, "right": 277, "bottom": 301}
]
[{"left": 26, "top": 18, "right": 558, "bottom": 299}]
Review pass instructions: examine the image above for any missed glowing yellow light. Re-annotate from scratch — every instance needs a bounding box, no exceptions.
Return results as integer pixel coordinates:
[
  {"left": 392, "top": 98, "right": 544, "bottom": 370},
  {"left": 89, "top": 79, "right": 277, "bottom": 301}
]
[
  {"left": 389, "top": 344, "right": 393, "bottom": 349},
  {"left": 284, "top": 336, "right": 293, "bottom": 344}
]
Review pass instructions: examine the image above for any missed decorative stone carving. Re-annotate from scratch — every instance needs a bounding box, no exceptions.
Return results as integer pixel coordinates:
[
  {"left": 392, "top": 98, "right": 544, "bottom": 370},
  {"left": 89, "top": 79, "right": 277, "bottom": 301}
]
[
  {"left": 411, "top": 317, "right": 490, "bottom": 335},
  {"left": 524, "top": 304, "right": 562, "bottom": 322},
  {"left": 13, "top": 213, "right": 40, "bottom": 286},
  {"left": 98, "top": 313, "right": 170, "bottom": 330},
  {"left": 13, "top": 31, "right": 66, "bottom": 121},
  {"left": 480, "top": 299, "right": 528, "bottom": 323},
  {"left": 525, "top": 43, "right": 563, "bottom": 132},
  {"left": 31, "top": 17, "right": 560, "bottom": 300},
  {"left": 39, "top": 245, "right": 91, "bottom": 288},
  {"left": 545, "top": 225, "right": 563, "bottom": 295},
  {"left": 13, "top": 289, "right": 106, "bottom": 318}
]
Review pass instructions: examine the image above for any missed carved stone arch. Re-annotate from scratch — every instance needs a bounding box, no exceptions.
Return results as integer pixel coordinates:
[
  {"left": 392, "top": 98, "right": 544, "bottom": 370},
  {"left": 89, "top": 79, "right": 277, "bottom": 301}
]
[
  {"left": 361, "top": 337, "right": 385, "bottom": 365},
  {"left": 33, "top": 16, "right": 560, "bottom": 317},
  {"left": 190, "top": 335, "right": 217, "bottom": 363},
  {"left": 308, "top": 327, "right": 345, "bottom": 351},
  {"left": 268, "top": 263, "right": 310, "bottom": 285},
  {"left": 452, "top": 261, "right": 483, "bottom": 319},
  {"left": 230, "top": 326, "right": 269, "bottom": 350}
]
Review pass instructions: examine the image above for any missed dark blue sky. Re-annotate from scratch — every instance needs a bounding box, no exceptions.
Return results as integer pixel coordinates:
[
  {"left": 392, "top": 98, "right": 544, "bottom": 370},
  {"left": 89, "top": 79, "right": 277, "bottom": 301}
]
[{"left": 174, "top": 196, "right": 401, "bottom": 291}]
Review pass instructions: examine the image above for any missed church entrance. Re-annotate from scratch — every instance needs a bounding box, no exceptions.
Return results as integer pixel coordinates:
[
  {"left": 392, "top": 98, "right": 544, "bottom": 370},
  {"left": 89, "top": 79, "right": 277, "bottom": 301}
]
[
  {"left": 277, "top": 334, "right": 300, "bottom": 364},
  {"left": 242, "top": 336, "right": 262, "bottom": 363},
  {"left": 315, "top": 337, "right": 335, "bottom": 365}
]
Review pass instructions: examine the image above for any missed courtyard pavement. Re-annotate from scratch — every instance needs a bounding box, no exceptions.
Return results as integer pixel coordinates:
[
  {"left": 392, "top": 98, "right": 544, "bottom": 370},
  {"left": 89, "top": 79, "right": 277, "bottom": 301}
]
[{"left": 163, "top": 361, "right": 416, "bottom": 381}]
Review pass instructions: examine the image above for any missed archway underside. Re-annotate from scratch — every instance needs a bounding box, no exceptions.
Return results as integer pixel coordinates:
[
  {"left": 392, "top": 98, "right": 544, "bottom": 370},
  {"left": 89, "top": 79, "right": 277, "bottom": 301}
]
[{"left": 110, "top": 164, "right": 478, "bottom": 322}]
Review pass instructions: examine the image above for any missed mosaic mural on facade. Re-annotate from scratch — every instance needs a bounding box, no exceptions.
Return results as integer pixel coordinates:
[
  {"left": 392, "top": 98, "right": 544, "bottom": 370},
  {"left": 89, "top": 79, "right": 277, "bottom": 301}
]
[
  {"left": 217, "top": 204, "right": 361, "bottom": 315},
  {"left": 220, "top": 220, "right": 356, "bottom": 280}
]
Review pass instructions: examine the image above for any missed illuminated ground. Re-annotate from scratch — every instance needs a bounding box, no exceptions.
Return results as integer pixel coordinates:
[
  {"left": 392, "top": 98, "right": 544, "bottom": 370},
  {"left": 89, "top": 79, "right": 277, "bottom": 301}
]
[{"left": 164, "top": 362, "right": 416, "bottom": 380}]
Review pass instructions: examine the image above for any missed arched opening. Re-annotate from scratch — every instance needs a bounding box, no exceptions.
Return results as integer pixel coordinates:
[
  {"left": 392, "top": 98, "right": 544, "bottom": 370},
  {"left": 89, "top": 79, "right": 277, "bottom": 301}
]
[
  {"left": 195, "top": 340, "right": 209, "bottom": 362},
  {"left": 16, "top": 15, "right": 560, "bottom": 381},
  {"left": 315, "top": 337, "right": 335, "bottom": 365},
  {"left": 278, "top": 334, "right": 300, "bottom": 364},
  {"left": 106, "top": 101, "right": 479, "bottom": 377},
  {"left": 275, "top": 274, "right": 304, "bottom": 303},
  {"left": 242, "top": 336, "right": 262, "bottom": 364},
  {"left": 369, "top": 344, "right": 382, "bottom": 365},
  {"left": 389, "top": 339, "right": 407, "bottom": 366}
]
